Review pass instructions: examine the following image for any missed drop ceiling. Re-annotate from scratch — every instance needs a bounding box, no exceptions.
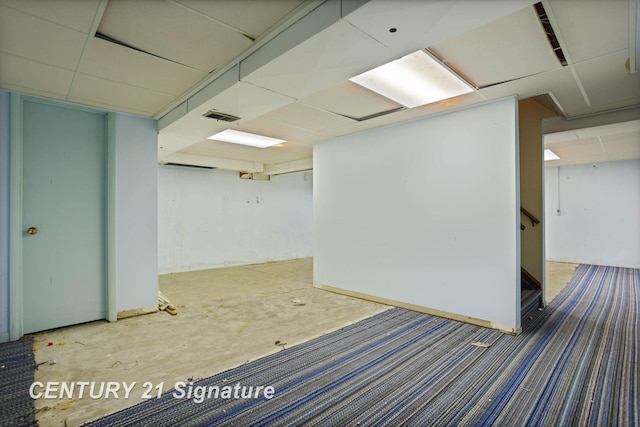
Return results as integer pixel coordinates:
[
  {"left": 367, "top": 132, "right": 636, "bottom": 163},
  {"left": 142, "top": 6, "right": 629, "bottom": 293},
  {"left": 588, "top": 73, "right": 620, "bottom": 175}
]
[
  {"left": 1, "top": 0, "right": 639, "bottom": 173},
  {"left": 544, "top": 119, "right": 640, "bottom": 166}
]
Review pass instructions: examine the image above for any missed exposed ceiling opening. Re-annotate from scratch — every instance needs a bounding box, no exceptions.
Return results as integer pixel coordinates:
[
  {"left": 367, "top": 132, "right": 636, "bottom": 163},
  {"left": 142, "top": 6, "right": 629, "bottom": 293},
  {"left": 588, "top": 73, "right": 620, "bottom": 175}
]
[
  {"left": 94, "top": 32, "right": 191, "bottom": 68},
  {"left": 534, "top": 2, "right": 568, "bottom": 66},
  {"left": 164, "top": 162, "right": 216, "bottom": 170},
  {"left": 332, "top": 106, "right": 406, "bottom": 122}
]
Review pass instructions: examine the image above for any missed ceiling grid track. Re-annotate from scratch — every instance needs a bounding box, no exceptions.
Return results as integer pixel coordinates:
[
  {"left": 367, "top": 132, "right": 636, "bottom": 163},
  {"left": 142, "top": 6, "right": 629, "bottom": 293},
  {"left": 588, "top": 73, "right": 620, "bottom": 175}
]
[
  {"left": 540, "top": 0, "right": 592, "bottom": 109},
  {"left": 153, "top": 0, "right": 326, "bottom": 120},
  {"left": 65, "top": 0, "right": 109, "bottom": 101},
  {"left": 168, "top": 0, "right": 256, "bottom": 42}
]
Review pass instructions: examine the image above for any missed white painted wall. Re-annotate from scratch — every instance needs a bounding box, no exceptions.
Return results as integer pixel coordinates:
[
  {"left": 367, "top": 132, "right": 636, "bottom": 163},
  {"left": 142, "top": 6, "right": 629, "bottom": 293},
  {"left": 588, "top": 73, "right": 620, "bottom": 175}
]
[
  {"left": 314, "top": 98, "right": 521, "bottom": 331},
  {"left": 158, "top": 167, "right": 313, "bottom": 274},
  {"left": 545, "top": 160, "right": 640, "bottom": 268},
  {"left": 0, "top": 91, "right": 10, "bottom": 342},
  {"left": 112, "top": 113, "right": 159, "bottom": 312}
]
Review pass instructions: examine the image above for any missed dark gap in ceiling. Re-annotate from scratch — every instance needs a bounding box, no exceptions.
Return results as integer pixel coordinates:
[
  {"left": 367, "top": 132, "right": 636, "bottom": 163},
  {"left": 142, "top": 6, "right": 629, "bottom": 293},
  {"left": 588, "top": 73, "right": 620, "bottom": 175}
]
[
  {"left": 202, "top": 110, "right": 241, "bottom": 122},
  {"left": 332, "top": 106, "right": 406, "bottom": 122},
  {"left": 95, "top": 32, "right": 192, "bottom": 68},
  {"left": 534, "top": 2, "right": 568, "bottom": 66},
  {"left": 475, "top": 70, "right": 549, "bottom": 89},
  {"left": 164, "top": 162, "right": 216, "bottom": 170}
]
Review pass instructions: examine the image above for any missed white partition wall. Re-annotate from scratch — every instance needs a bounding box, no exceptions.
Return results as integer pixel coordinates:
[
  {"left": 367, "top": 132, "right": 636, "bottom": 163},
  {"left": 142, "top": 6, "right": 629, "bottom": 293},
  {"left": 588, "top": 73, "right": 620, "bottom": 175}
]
[
  {"left": 158, "top": 167, "right": 313, "bottom": 274},
  {"left": 314, "top": 98, "right": 521, "bottom": 332},
  {"left": 545, "top": 160, "right": 640, "bottom": 269}
]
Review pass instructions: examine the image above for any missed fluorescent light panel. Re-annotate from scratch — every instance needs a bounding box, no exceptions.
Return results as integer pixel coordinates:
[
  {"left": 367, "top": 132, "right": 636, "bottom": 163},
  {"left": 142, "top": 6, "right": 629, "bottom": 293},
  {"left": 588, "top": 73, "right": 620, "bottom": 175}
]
[
  {"left": 349, "top": 50, "right": 474, "bottom": 108},
  {"left": 208, "top": 129, "right": 286, "bottom": 148},
  {"left": 544, "top": 149, "right": 560, "bottom": 161}
]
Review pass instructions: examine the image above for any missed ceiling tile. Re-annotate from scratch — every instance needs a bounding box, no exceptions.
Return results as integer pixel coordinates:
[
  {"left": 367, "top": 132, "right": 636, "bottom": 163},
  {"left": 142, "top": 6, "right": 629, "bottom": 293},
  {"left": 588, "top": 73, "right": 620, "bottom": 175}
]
[
  {"left": 430, "top": 6, "right": 561, "bottom": 87},
  {"left": 574, "top": 120, "right": 640, "bottom": 138},
  {"left": 574, "top": 51, "right": 640, "bottom": 109},
  {"left": 70, "top": 74, "right": 176, "bottom": 116},
  {"left": 229, "top": 142, "right": 313, "bottom": 163},
  {"left": 555, "top": 153, "right": 609, "bottom": 166},
  {"left": 545, "top": 136, "right": 599, "bottom": 149},
  {"left": 546, "top": 0, "right": 628, "bottom": 64},
  {"left": 588, "top": 97, "right": 640, "bottom": 116},
  {"left": 409, "top": 92, "right": 486, "bottom": 119},
  {"left": 262, "top": 102, "right": 355, "bottom": 133},
  {"left": 479, "top": 66, "right": 590, "bottom": 117},
  {"left": 98, "top": 0, "right": 253, "bottom": 72},
  {"left": 158, "top": 132, "right": 200, "bottom": 160},
  {"left": 343, "top": 0, "right": 536, "bottom": 55},
  {"left": 161, "top": 82, "right": 297, "bottom": 143},
  {"left": 181, "top": 140, "right": 259, "bottom": 156},
  {"left": 553, "top": 142, "right": 604, "bottom": 158},
  {"left": 235, "top": 117, "right": 319, "bottom": 142},
  {"left": 81, "top": 38, "right": 206, "bottom": 97},
  {"left": 543, "top": 130, "right": 578, "bottom": 144},
  {"left": 602, "top": 134, "right": 640, "bottom": 154},
  {"left": 241, "top": 19, "right": 396, "bottom": 100},
  {"left": 299, "top": 81, "right": 403, "bottom": 119},
  {"left": 0, "top": 5, "right": 86, "bottom": 70},
  {"left": 188, "top": 82, "right": 296, "bottom": 123},
  {"left": 601, "top": 130, "right": 640, "bottom": 144},
  {"left": 0, "top": 53, "right": 73, "bottom": 96},
  {"left": 328, "top": 107, "right": 418, "bottom": 137},
  {"left": 160, "top": 113, "right": 237, "bottom": 142},
  {"left": 0, "top": 0, "right": 100, "bottom": 33},
  {"left": 176, "top": 0, "right": 305, "bottom": 39}
]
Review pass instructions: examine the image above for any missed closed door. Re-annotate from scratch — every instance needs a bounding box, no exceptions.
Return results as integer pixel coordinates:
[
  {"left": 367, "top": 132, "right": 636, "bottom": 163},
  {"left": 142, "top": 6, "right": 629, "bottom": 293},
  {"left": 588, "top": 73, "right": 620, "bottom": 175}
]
[{"left": 22, "top": 100, "right": 106, "bottom": 334}]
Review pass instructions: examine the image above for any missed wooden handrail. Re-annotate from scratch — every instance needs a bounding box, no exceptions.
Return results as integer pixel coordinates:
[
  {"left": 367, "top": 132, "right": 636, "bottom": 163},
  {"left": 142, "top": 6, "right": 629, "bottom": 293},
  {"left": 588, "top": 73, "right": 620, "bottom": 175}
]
[{"left": 521, "top": 206, "right": 540, "bottom": 227}]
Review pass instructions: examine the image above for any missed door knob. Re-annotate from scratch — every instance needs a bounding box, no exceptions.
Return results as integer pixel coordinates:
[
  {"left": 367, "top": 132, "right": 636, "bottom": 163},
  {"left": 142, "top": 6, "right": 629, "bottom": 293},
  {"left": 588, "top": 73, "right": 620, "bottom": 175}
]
[{"left": 27, "top": 227, "right": 38, "bottom": 235}]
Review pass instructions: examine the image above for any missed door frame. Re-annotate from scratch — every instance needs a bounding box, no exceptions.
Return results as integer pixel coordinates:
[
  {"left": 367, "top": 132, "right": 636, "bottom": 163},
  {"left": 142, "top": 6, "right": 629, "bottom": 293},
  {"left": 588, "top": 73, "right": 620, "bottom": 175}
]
[{"left": 9, "top": 94, "right": 117, "bottom": 340}]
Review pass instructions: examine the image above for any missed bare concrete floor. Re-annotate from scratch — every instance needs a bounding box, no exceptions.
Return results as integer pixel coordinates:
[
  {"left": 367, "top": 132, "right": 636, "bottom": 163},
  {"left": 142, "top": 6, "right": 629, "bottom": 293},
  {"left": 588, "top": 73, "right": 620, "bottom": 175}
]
[
  {"left": 30, "top": 259, "right": 579, "bottom": 426},
  {"left": 31, "top": 258, "right": 388, "bottom": 426},
  {"left": 546, "top": 261, "right": 579, "bottom": 303}
]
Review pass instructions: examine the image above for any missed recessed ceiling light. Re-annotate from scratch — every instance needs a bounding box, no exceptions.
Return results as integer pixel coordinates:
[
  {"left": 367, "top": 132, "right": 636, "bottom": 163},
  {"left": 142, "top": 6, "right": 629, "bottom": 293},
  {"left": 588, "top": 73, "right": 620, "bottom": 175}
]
[
  {"left": 544, "top": 149, "right": 560, "bottom": 161},
  {"left": 207, "top": 129, "right": 286, "bottom": 148},
  {"left": 349, "top": 50, "right": 474, "bottom": 108}
]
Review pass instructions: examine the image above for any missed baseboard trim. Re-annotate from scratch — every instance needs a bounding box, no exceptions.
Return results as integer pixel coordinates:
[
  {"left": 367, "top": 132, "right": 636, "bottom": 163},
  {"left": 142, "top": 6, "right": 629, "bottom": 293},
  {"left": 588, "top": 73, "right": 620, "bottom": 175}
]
[
  {"left": 117, "top": 306, "right": 157, "bottom": 320},
  {"left": 314, "top": 283, "right": 519, "bottom": 335}
]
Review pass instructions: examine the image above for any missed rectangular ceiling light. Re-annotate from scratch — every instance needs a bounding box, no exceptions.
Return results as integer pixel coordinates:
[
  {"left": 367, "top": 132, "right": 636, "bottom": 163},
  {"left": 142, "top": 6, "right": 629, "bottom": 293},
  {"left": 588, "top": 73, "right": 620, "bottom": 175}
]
[
  {"left": 544, "top": 149, "right": 560, "bottom": 161},
  {"left": 207, "top": 129, "right": 286, "bottom": 148},
  {"left": 349, "top": 50, "right": 474, "bottom": 108}
]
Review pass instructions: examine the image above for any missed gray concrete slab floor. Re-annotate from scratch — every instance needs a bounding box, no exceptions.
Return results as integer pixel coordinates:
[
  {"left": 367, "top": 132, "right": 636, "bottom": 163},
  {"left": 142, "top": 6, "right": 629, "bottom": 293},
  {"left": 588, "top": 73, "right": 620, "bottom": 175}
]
[{"left": 30, "top": 258, "right": 388, "bottom": 426}]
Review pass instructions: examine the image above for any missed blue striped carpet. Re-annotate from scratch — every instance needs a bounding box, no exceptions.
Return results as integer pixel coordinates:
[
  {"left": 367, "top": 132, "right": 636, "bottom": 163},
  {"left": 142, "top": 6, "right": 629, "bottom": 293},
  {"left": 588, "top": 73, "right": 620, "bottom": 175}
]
[
  {"left": 85, "top": 264, "right": 639, "bottom": 426},
  {"left": 0, "top": 337, "right": 37, "bottom": 427}
]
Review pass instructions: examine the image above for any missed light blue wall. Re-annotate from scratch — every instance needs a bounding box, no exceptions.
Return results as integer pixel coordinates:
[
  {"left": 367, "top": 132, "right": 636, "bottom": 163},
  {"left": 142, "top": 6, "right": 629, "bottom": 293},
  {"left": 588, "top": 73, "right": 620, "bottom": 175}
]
[
  {"left": 0, "top": 91, "right": 10, "bottom": 342},
  {"left": 0, "top": 92, "right": 159, "bottom": 340},
  {"left": 113, "top": 113, "right": 158, "bottom": 312}
]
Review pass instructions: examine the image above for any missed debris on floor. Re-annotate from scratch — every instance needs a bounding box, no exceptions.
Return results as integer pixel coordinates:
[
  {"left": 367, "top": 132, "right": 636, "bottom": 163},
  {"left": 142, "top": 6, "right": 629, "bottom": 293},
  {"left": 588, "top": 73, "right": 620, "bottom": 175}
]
[
  {"left": 471, "top": 341, "right": 491, "bottom": 348},
  {"left": 275, "top": 340, "right": 287, "bottom": 349},
  {"left": 159, "top": 291, "right": 178, "bottom": 315},
  {"left": 291, "top": 298, "right": 306, "bottom": 307}
]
